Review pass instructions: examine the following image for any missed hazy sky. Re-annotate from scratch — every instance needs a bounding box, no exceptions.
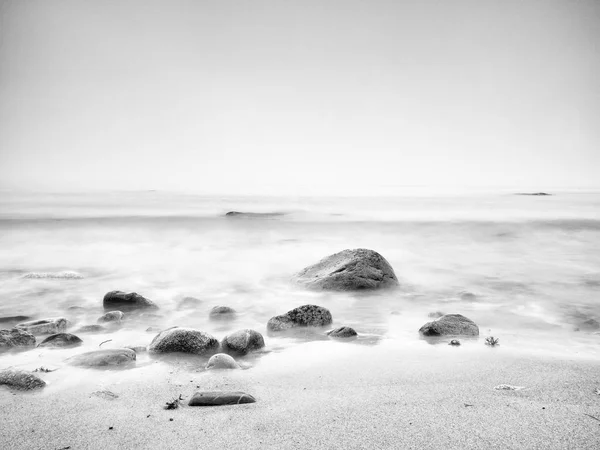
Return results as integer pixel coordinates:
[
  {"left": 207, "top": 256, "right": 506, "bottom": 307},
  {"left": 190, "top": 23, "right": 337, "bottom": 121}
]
[{"left": 0, "top": 0, "right": 598, "bottom": 194}]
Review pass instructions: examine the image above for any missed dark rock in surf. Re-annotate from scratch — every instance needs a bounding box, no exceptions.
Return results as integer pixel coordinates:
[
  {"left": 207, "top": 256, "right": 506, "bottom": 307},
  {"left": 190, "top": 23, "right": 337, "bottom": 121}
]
[
  {"left": 0, "top": 370, "right": 46, "bottom": 390},
  {"left": 326, "top": 326, "right": 358, "bottom": 338},
  {"left": 459, "top": 291, "right": 477, "bottom": 302},
  {"left": 148, "top": 327, "right": 219, "bottom": 355},
  {"left": 419, "top": 314, "right": 479, "bottom": 337},
  {"left": 188, "top": 391, "right": 256, "bottom": 406},
  {"left": 67, "top": 348, "right": 136, "bottom": 367},
  {"left": 103, "top": 291, "right": 158, "bottom": 312},
  {"left": 98, "top": 311, "right": 124, "bottom": 323},
  {"left": 206, "top": 353, "right": 240, "bottom": 370},
  {"left": 0, "top": 328, "right": 36, "bottom": 349},
  {"left": 38, "top": 333, "right": 83, "bottom": 348},
  {"left": 0, "top": 315, "right": 31, "bottom": 325},
  {"left": 221, "top": 329, "right": 265, "bottom": 355},
  {"left": 16, "top": 318, "right": 69, "bottom": 336},
  {"left": 267, "top": 305, "right": 332, "bottom": 332},
  {"left": 295, "top": 248, "right": 398, "bottom": 291},
  {"left": 209, "top": 306, "right": 236, "bottom": 321}
]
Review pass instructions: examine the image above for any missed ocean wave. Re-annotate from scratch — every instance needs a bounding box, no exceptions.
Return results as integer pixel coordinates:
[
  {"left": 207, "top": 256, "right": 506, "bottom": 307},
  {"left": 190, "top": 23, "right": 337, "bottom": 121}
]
[{"left": 22, "top": 271, "right": 84, "bottom": 280}]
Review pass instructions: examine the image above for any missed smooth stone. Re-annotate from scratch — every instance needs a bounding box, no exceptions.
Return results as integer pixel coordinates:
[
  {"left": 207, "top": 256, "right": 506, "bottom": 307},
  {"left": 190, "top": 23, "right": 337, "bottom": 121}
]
[
  {"left": 188, "top": 391, "right": 256, "bottom": 406},
  {"left": 16, "top": 318, "right": 69, "bottom": 336},
  {"left": 221, "top": 329, "right": 265, "bottom": 355},
  {"left": 103, "top": 291, "right": 158, "bottom": 312},
  {"left": 326, "top": 326, "right": 358, "bottom": 338},
  {"left": 267, "top": 305, "right": 332, "bottom": 332},
  {"left": 0, "top": 370, "right": 46, "bottom": 390},
  {"left": 0, "top": 315, "right": 31, "bottom": 325},
  {"left": 177, "top": 296, "right": 203, "bottom": 310},
  {"left": 209, "top": 306, "right": 236, "bottom": 321},
  {"left": 148, "top": 327, "right": 219, "bottom": 355},
  {"left": 206, "top": 353, "right": 240, "bottom": 370},
  {"left": 459, "top": 291, "right": 477, "bottom": 302},
  {"left": 67, "top": 348, "right": 136, "bottom": 367},
  {"left": 38, "top": 333, "right": 83, "bottom": 348},
  {"left": 0, "top": 328, "right": 36, "bottom": 349},
  {"left": 98, "top": 311, "right": 124, "bottom": 323},
  {"left": 419, "top": 314, "right": 479, "bottom": 336},
  {"left": 428, "top": 311, "right": 445, "bottom": 318},
  {"left": 449, "top": 339, "right": 461, "bottom": 346},
  {"left": 76, "top": 325, "right": 105, "bottom": 333},
  {"left": 295, "top": 248, "right": 398, "bottom": 291}
]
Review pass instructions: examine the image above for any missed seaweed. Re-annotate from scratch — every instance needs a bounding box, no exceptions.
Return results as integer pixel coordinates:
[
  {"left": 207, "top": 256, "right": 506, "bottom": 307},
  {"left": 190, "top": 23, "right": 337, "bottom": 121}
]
[{"left": 485, "top": 336, "right": 500, "bottom": 346}]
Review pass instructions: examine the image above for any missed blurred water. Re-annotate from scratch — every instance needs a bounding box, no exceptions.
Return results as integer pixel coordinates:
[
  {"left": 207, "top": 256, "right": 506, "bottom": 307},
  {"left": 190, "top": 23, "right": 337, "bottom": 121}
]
[{"left": 1, "top": 190, "right": 599, "bottom": 380}]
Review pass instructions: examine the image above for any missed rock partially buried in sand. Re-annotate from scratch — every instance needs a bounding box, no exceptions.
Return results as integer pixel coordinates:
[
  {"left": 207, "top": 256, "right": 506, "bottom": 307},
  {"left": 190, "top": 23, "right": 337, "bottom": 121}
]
[
  {"left": 0, "top": 328, "right": 36, "bottom": 349},
  {"left": 103, "top": 291, "right": 158, "bottom": 312},
  {"left": 419, "top": 314, "right": 479, "bottom": 337},
  {"left": 98, "top": 311, "right": 124, "bottom": 323},
  {"left": 188, "top": 391, "right": 256, "bottom": 406},
  {"left": 449, "top": 339, "right": 461, "bottom": 346},
  {"left": 148, "top": 327, "right": 219, "bottom": 355},
  {"left": 206, "top": 353, "right": 240, "bottom": 370},
  {"left": 209, "top": 306, "right": 237, "bottom": 321},
  {"left": 67, "top": 348, "right": 136, "bottom": 367},
  {"left": 221, "top": 329, "right": 265, "bottom": 355},
  {"left": 327, "top": 326, "right": 358, "bottom": 338},
  {"left": 16, "top": 318, "right": 69, "bottom": 336},
  {"left": 267, "top": 305, "right": 333, "bottom": 332},
  {"left": 38, "top": 333, "right": 83, "bottom": 348},
  {"left": 295, "top": 248, "right": 398, "bottom": 291},
  {"left": 0, "top": 370, "right": 46, "bottom": 390}
]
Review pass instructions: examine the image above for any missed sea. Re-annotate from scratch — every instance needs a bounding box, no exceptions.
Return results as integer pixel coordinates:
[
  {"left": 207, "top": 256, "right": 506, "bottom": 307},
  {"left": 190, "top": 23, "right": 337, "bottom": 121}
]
[{"left": 1, "top": 189, "right": 599, "bottom": 380}]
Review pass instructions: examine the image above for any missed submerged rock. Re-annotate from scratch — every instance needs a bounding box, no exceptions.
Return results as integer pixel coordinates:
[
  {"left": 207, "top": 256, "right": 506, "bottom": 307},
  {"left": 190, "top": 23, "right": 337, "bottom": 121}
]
[
  {"left": 0, "top": 370, "right": 46, "bottom": 390},
  {"left": 188, "top": 391, "right": 256, "bottom": 406},
  {"left": 206, "top": 353, "right": 240, "bottom": 370},
  {"left": 103, "top": 291, "right": 158, "bottom": 312},
  {"left": 75, "top": 325, "right": 105, "bottom": 333},
  {"left": 209, "top": 306, "right": 236, "bottom": 321},
  {"left": 67, "top": 348, "right": 136, "bottom": 367},
  {"left": 38, "top": 333, "right": 83, "bottom": 348},
  {"left": 148, "top": 327, "right": 219, "bottom": 355},
  {"left": 579, "top": 318, "right": 600, "bottom": 331},
  {"left": 221, "top": 329, "right": 265, "bottom": 355},
  {"left": 98, "top": 311, "right": 124, "bottom": 323},
  {"left": 177, "top": 296, "right": 203, "bottom": 310},
  {"left": 16, "top": 318, "right": 69, "bottom": 336},
  {"left": 0, "top": 328, "right": 36, "bottom": 349},
  {"left": 419, "top": 314, "right": 479, "bottom": 336},
  {"left": 326, "top": 326, "right": 358, "bottom": 338},
  {"left": 267, "top": 305, "right": 332, "bottom": 332},
  {"left": 295, "top": 248, "right": 398, "bottom": 291}
]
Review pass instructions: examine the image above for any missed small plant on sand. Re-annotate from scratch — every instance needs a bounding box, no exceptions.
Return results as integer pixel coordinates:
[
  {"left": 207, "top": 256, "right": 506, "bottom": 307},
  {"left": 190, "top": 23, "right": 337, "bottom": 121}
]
[
  {"left": 165, "top": 394, "right": 184, "bottom": 410},
  {"left": 33, "top": 367, "right": 56, "bottom": 373},
  {"left": 485, "top": 336, "right": 500, "bottom": 347}
]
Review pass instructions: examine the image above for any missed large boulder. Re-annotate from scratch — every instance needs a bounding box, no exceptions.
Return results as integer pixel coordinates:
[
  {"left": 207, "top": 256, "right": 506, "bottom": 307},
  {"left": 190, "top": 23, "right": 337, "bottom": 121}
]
[
  {"left": 188, "top": 391, "right": 256, "bottom": 406},
  {"left": 419, "top": 314, "right": 479, "bottom": 336},
  {"left": 221, "top": 329, "right": 265, "bottom": 355},
  {"left": 0, "top": 328, "right": 36, "bottom": 349},
  {"left": 67, "top": 348, "right": 136, "bottom": 367},
  {"left": 16, "top": 318, "right": 69, "bottom": 336},
  {"left": 38, "top": 333, "right": 83, "bottom": 348},
  {"left": 267, "top": 305, "right": 332, "bottom": 332},
  {"left": 103, "top": 291, "right": 158, "bottom": 312},
  {"left": 0, "top": 370, "right": 46, "bottom": 390},
  {"left": 295, "top": 249, "right": 398, "bottom": 291},
  {"left": 148, "top": 327, "right": 219, "bottom": 355}
]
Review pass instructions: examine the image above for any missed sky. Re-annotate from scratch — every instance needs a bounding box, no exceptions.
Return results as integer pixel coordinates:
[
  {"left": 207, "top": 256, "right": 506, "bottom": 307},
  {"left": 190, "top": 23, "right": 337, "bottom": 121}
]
[{"left": 0, "top": 0, "right": 598, "bottom": 194}]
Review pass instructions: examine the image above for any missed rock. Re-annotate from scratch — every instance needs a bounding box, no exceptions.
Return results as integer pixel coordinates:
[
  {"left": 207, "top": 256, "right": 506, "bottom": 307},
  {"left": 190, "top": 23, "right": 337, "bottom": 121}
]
[
  {"left": 459, "top": 291, "right": 477, "bottom": 302},
  {"left": 67, "top": 348, "right": 136, "bottom": 367},
  {"left": 267, "top": 305, "right": 332, "bottom": 332},
  {"left": 419, "top": 314, "right": 479, "bottom": 336},
  {"left": 38, "top": 333, "right": 83, "bottom": 348},
  {"left": 188, "top": 391, "right": 256, "bottom": 406},
  {"left": 98, "top": 311, "right": 124, "bottom": 323},
  {"left": 449, "top": 339, "right": 461, "bottom": 346},
  {"left": 0, "top": 328, "right": 36, "bottom": 349},
  {"left": 209, "top": 306, "right": 236, "bottom": 321},
  {"left": 326, "top": 326, "right": 358, "bottom": 338},
  {"left": 177, "top": 296, "right": 203, "bottom": 310},
  {"left": 76, "top": 325, "right": 105, "bottom": 333},
  {"left": 295, "top": 248, "right": 398, "bottom": 291},
  {"left": 206, "top": 353, "right": 240, "bottom": 370},
  {"left": 148, "top": 327, "right": 219, "bottom": 355},
  {"left": 16, "top": 318, "right": 69, "bottom": 336},
  {"left": 0, "top": 315, "right": 31, "bottom": 325},
  {"left": 91, "top": 390, "right": 119, "bottom": 400},
  {"left": 146, "top": 326, "right": 161, "bottom": 333},
  {"left": 0, "top": 370, "right": 46, "bottom": 390},
  {"left": 103, "top": 291, "right": 158, "bottom": 312},
  {"left": 221, "top": 329, "right": 265, "bottom": 355}
]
